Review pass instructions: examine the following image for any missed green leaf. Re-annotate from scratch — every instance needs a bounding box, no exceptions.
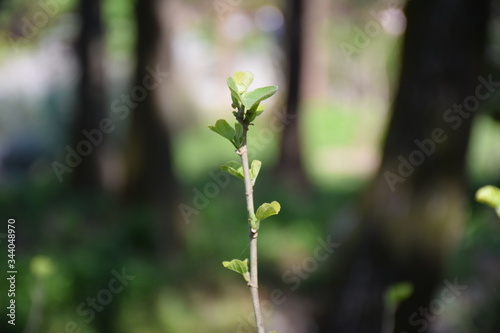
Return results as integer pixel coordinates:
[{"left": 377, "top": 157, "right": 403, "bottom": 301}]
[
  {"left": 246, "top": 103, "right": 266, "bottom": 122},
  {"left": 250, "top": 160, "right": 262, "bottom": 185},
  {"left": 476, "top": 185, "right": 500, "bottom": 208},
  {"left": 242, "top": 86, "right": 278, "bottom": 110},
  {"left": 221, "top": 161, "right": 244, "bottom": 180},
  {"left": 384, "top": 282, "right": 413, "bottom": 307},
  {"left": 208, "top": 119, "right": 236, "bottom": 143},
  {"left": 269, "top": 331, "right": 277, "bottom": 333},
  {"left": 256, "top": 104, "right": 266, "bottom": 111},
  {"left": 234, "top": 123, "right": 244, "bottom": 147},
  {"left": 227, "top": 77, "right": 242, "bottom": 108},
  {"left": 222, "top": 259, "right": 250, "bottom": 282},
  {"left": 231, "top": 94, "right": 241, "bottom": 109},
  {"left": 232, "top": 71, "right": 254, "bottom": 94},
  {"left": 249, "top": 215, "right": 260, "bottom": 230},
  {"left": 256, "top": 201, "right": 281, "bottom": 221},
  {"left": 248, "top": 110, "right": 265, "bottom": 123}
]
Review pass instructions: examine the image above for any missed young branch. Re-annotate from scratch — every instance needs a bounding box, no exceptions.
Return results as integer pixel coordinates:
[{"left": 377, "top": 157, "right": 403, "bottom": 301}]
[
  {"left": 211, "top": 71, "right": 278, "bottom": 333},
  {"left": 238, "top": 127, "right": 265, "bottom": 333}
]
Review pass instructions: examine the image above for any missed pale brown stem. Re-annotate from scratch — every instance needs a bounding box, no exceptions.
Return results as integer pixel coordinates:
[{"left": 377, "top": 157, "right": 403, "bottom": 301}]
[{"left": 237, "top": 127, "right": 265, "bottom": 333}]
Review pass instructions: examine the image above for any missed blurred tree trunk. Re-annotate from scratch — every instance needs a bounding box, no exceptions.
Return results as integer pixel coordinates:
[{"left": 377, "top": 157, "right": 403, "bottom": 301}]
[
  {"left": 123, "top": 0, "right": 176, "bottom": 204},
  {"left": 275, "top": 0, "right": 310, "bottom": 191},
  {"left": 319, "top": 0, "right": 491, "bottom": 332},
  {"left": 122, "top": 0, "right": 179, "bottom": 252},
  {"left": 71, "top": 0, "right": 105, "bottom": 189}
]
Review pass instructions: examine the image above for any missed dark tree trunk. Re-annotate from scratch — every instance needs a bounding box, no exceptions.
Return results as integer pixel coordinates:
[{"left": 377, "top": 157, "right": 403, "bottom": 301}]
[
  {"left": 122, "top": 0, "right": 179, "bottom": 255},
  {"left": 123, "top": 0, "right": 176, "bottom": 204},
  {"left": 275, "top": 0, "right": 310, "bottom": 191},
  {"left": 318, "top": 0, "right": 491, "bottom": 332},
  {"left": 71, "top": 0, "right": 105, "bottom": 189},
  {"left": 71, "top": 4, "right": 111, "bottom": 328}
]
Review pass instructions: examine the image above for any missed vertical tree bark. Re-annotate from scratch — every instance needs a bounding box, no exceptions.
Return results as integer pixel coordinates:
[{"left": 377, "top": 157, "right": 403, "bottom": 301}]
[
  {"left": 122, "top": 0, "right": 179, "bottom": 255},
  {"left": 275, "top": 0, "right": 310, "bottom": 191},
  {"left": 71, "top": 0, "right": 106, "bottom": 189},
  {"left": 319, "top": 0, "right": 491, "bottom": 332},
  {"left": 123, "top": 0, "right": 176, "bottom": 204}
]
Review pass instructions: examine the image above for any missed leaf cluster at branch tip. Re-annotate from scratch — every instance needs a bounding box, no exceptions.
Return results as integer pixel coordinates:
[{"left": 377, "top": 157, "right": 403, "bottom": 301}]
[{"left": 208, "top": 71, "right": 277, "bottom": 147}]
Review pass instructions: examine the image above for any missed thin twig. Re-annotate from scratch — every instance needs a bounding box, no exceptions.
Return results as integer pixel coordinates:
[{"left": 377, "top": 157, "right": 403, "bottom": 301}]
[{"left": 238, "top": 126, "right": 265, "bottom": 333}]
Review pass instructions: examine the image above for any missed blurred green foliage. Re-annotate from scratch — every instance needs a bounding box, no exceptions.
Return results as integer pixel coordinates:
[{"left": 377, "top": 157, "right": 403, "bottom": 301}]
[
  {"left": 0, "top": 0, "right": 499, "bottom": 332},
  {"left": 103, "top": 0, "right": 135, "bottom": 57},
  {"left": 1, "top": 104, "right": 499, "bottom": 332}
]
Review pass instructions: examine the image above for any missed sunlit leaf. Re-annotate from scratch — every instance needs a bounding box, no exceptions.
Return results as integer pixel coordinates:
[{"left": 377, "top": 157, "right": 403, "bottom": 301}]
[
  {"left": 232, "top": 71, "right": 254, "bottom": 94},
  {"left": 476, "top": 185, "right": 500, "bottom": 208},
  {"left": 250, "top": 160, "right": 262, "bottom": 185},
  {"left": 208, "top": 119, "right": 235, "bottom": 143},
  {"left": 255, "top": 201, "right": 281, "bottom": 221},
  {"left": 242, "top": 86, "right": 278, "bottom": 110},
  {"left": 221, "top": 161, "right": 244, "bottom": 180},
  {"left": 222, "top": 259, "right": 250, "bottom": 282}
]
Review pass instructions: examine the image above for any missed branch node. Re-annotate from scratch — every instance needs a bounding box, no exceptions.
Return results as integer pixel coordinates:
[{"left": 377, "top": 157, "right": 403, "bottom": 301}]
[
  {"left": 247, "top": 281, "right": 258, "bottom": 289},
  {"left": 237, "top": 146, "right": 247, "bottom": 156}
]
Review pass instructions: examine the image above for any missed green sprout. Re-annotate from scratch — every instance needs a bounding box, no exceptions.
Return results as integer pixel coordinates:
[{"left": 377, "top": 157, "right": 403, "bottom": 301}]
[{"left": 208, "top": 71, "right": 279, "bottom": 333}]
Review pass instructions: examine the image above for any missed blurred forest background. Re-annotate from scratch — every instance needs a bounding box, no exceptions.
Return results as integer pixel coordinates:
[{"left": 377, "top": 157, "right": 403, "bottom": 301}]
[{"left": 1, "top": 0, "right": 500, "bottom": 332}]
